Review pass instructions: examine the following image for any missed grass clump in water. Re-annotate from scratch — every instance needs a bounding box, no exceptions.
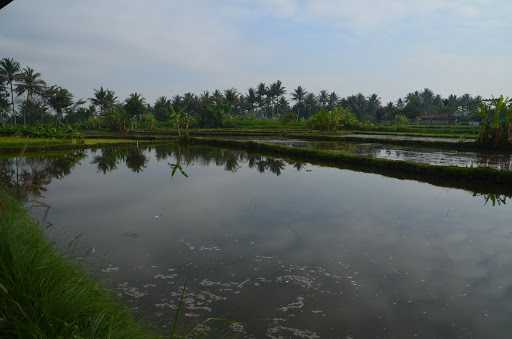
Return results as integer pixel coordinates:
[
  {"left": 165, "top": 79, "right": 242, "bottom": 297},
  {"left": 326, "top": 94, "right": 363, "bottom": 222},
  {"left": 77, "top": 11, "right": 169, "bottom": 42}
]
[{"left": 0, "top": 190, "right": 157, "bottom": 339}]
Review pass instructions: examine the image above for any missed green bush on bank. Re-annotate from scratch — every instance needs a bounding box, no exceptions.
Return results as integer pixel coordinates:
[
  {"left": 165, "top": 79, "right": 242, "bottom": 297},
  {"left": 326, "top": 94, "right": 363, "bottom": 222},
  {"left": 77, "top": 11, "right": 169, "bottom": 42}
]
[
  {"left": 222, "top": 116, "right": 305, "bottom": 129},
  {"left": 478, "top": 96, "right": 512, "bottom": 146},
  {"left": 306, "top": 109, "right": 341, "bottom": 131},
  {"left": 306, "top": 107, "right": 375, "bottom": 131}
]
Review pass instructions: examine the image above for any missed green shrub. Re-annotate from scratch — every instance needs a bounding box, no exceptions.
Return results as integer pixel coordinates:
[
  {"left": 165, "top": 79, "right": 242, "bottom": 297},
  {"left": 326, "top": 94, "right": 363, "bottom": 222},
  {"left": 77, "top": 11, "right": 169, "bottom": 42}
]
[
  {"left": 307, "top": 107, "right": 358, "bottom": 131},
  {"left": 279, "top": 112, "right": 298, "bottom": 124},
  {"left": 477, "top": 96, "right": 512, "bottom": 146},
  {"left": 394, "top": 114, "right": 409, "bottom": 126}
]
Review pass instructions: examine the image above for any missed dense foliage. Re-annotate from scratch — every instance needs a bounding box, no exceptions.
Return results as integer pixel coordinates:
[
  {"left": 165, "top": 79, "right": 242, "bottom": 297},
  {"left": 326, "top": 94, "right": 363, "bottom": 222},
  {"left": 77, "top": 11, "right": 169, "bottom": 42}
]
[
  {"left": 307, "top": 108, "right": 345, "bottom": 131},
  {"left": 477, "top": 97, "right": 512, "bottom": 146},
  {"left": 0, "top": 56, "right": 488, "bottom": 133}
]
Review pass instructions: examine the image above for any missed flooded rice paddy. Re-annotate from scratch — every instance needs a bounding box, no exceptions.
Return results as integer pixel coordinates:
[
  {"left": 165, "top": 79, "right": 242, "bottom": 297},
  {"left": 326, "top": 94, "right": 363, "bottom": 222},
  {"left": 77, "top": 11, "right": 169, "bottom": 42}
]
[
  {"left": 249, "top": 138, "right": 512, "bottom": 170},
  {"left": 1, "top": 143, "right": 512, "bottom": 338}
]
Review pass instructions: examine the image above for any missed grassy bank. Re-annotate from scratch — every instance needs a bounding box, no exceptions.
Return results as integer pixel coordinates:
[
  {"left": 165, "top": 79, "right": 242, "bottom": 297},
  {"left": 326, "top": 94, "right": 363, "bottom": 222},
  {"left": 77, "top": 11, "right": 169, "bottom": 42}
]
[
  {"left": 3, "top": 129, "right": 510, "bottom": 160},
  {"left": 190, "top": 137, "right": 512, "bottom": 196},
  {"left": 106, "top": 129, "right": 494, "bottom": 151},
  {"left": 0, "top": 136, "right": 170, "bottom": 154},
  {"left": 0, "top": 190, "right": 157, "bottom": 339},
  {"left": 174, "top": 130, "right": 508, "bottom": 152},
  {"left": 128, "top": 127, "right": 474, "bottom": 140},
  {"left": 350, "top": 130, "right": 477, "bottom": 140}
]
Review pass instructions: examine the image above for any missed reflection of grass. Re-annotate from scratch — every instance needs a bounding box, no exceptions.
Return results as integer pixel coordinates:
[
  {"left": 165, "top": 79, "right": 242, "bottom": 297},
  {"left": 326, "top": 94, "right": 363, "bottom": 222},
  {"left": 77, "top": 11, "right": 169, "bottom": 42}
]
[{"left": 0, "top": 190, "right": 159, "bottom": 338}]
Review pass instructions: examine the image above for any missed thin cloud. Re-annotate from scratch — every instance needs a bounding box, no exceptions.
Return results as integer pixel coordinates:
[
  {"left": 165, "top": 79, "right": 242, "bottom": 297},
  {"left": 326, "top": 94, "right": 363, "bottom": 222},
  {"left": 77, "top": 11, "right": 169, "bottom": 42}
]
[{"left": 0, "top": 0, "right": 510, "bottom": 102}]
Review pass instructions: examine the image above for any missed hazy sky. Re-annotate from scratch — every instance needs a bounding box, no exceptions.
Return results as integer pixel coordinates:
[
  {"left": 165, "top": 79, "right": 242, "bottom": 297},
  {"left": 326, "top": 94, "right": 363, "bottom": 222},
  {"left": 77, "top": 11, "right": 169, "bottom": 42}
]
[{"left": 1, "top": 0, "right": 511, "bottom": 103}]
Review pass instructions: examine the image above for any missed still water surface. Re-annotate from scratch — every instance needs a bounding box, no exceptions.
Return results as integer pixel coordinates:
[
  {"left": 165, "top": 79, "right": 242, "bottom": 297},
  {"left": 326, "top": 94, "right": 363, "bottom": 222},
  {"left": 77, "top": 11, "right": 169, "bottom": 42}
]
[
  {"left": 1, "top": 144, "right": 512, "bottom": 338},
  {"left": 247, "top": 138, "right": 512, "bottom": 170}
]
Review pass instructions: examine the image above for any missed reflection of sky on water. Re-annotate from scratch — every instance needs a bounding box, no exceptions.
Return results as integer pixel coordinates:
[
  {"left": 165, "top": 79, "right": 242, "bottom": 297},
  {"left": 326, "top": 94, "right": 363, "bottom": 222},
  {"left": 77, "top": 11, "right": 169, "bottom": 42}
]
[
  {"left": 1, "top": 145, "right": 512, "bottom": 338},
  {"left": 258, "top": 139, "right": 512, "bottom": 170}
]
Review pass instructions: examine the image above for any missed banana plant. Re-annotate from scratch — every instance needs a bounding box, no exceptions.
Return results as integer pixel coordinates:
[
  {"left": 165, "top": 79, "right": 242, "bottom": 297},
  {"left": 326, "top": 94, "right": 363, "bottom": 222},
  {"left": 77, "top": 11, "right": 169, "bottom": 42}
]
[
  {"left": 477, "top": 102, "right": 490, "bottom": 144},
  {"left": 478, "top": 96, "right": 512, "bottom": 145},
  {"left": 170, "top": 107, "right": 193, "bottom": 139},
  {"left": 505, "top": 98, "right": 512, "bottom": 143}
]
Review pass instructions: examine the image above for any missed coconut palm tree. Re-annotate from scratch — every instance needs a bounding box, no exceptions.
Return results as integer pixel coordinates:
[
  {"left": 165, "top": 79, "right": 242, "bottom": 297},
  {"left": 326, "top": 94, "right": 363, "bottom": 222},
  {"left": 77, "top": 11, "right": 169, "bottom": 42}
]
[
  {"left": 318, "top": 90, "right": 329, "bottom": 108},
  {"left": 153, "top": 96, "right": 173, "bottom": 122},
  {"left": 269, "top": 80, "right": 286, "bottom": 116},
  {"left": 45, "top": 85, "right": 73, "bottom": 120},
  {"left": 247, "top": 88, "right": 257, "bottom": 113},
  {"left": 90, "top": 87, "right": 117, "bottom": 116},
  {"left": 328, "top": 91, "right": 339, "bottom": 110},
  {"left": 367, "top": 94, "right": 381, "bottom": 121},
  {"left": 211, "top": 90, "right": 223, "bottom": 105},
  {"left": 124, "top": 92, "right": 146, "bottom": 121},
  {"left": 0, "top": 58, "right": 21, "bottom": 125},
  {"left": 292, "top": 86, "right": 307, "bottom": 120},
  {"left": 15, "top": 67, "right": 47, "bottom": 126},
  {"left": 256, "top": 83, "right": 268, "bottom": 116},
  {"left": 277, "top": 96, "right": 290, "bottom": 115},
  {"left": 224, "top": 88, "right": 239, "bottom": 113},
  {"left": 0, "top": 79, "right": 8, "bottom": 123},
  {"left": 182, "top": 92, "right": 198, "bottom": 113},
  {"left": 304, "top": 93, "right": 318, "bottom": 118}
]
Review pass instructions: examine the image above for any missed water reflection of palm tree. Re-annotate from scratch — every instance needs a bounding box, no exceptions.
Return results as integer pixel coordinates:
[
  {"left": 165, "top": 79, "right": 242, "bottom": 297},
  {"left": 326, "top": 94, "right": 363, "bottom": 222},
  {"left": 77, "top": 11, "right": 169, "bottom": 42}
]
[
  {"left": 291, "top": 161, "right": 305, "bottom": 171},
  {"left": 92, "top": 147, "right": 125, "bottom": 174},
  {"left": 266, "top": 159, "right": 286, "bottom": 176},
  {"left": 247, "top": 155, "right": 261, "bottom": 169},
  {"left": 92, "top": 146, "right": 148, "bottom": 174},
  {"left": 157, "top": 145, "right": 291, "bottom": 177},
  {"left": 223, "top": 153, "right": 240, "bottom": 172},
  {"left": 125, "top": 148, "right": 147, "bottom": 173},
  {"left": 0, "top": 151, "right": 86, "bottom": 200},
  {"left": 474, "top": 192, "right": 509, "bottom": 206},
  {"left": 249, "top": 157, "right": 286, "bottom": 175}
]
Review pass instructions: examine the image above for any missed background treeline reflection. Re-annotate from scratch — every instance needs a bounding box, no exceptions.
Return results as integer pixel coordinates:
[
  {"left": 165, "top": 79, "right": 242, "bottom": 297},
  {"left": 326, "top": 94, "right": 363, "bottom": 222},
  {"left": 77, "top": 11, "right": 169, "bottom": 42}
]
[{"left": 0, "top": 144, "right": 508, "bottom": 206}]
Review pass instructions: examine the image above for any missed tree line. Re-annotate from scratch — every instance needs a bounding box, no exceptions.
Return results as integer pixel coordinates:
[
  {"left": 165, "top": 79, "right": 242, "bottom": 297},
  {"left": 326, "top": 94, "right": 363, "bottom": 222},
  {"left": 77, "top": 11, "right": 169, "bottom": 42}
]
[{"left": 0, "top": 57, "right": 483, "bottom": 129}]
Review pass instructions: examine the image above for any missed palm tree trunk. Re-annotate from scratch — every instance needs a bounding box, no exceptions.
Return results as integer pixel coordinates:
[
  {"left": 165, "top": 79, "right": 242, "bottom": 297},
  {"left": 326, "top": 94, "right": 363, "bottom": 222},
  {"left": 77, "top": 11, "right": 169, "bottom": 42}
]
[
  {"left": 10, "top": 82, "right": 16, "bottom": 126},
  {"left": 24, "top": 93, "right": 29, "bottom": 127}
]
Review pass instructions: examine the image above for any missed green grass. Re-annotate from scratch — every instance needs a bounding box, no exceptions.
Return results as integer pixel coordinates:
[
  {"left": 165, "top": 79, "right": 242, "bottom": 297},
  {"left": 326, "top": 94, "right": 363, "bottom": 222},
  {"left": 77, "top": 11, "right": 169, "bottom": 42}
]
[
  {"left": 357, "top": 124, "right": 479, "bottom": 135},
  {"left": 0, "top": 137, "right": 72, "bottom": 147},
  {"left": 350, "top": 130, "right": 477, "bottom": 139},
  {"left": 223, "top": 118, "right": 305, "bottom": 129},
  {"left": 0, "top": 137, "right": 165, "bottom": 154},
  {"left": 0, "top": 190, "right": 158, "bottom": 339},
  {"left": 0, "top": 136, "right": 140, "bottom": 147},
  {"left": 2, "top": 126, "right": 504, "bottom": 154}
]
